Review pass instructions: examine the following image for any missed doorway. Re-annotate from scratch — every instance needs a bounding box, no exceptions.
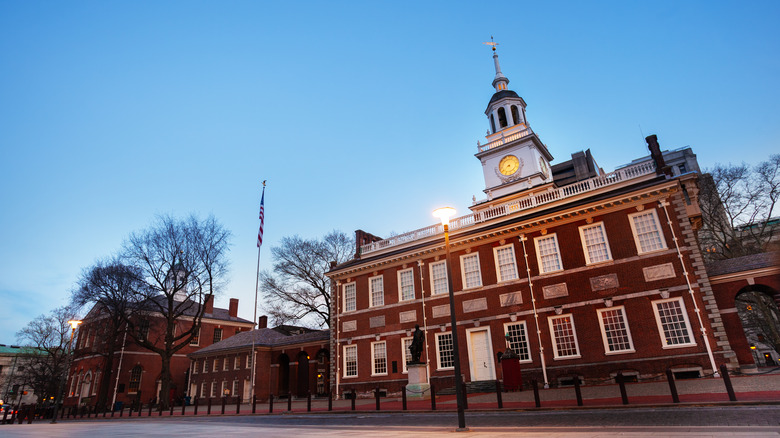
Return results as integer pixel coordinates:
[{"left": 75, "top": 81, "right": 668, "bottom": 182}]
[{"left": 466, "top": 327, "right": 495, "bottom": 381}]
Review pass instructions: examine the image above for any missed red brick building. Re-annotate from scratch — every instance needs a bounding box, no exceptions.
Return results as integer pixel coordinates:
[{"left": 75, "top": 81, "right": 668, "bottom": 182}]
[
  {"left": 67, "top": 296, "right": 253, "bottom": 407},
  {"left": 326, "top": 51, "right": 737, "bottom": 396},
  {"left": 187, "top": 317, "right": 330, "bottom": 402}
]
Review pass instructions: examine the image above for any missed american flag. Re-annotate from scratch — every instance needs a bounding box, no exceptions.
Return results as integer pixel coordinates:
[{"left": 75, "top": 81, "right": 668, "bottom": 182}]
[{"left": 257, "top": 186, "right": 265, "bottom": 248}]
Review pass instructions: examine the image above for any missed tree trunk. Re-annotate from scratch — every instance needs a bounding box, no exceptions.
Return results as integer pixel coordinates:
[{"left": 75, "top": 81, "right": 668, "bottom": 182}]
[
  {"left": 97, "top": 351, "right": 115, "bottom": 410},
  {"left": 159, "top": 355, "right": 173, "bottom": 410}
]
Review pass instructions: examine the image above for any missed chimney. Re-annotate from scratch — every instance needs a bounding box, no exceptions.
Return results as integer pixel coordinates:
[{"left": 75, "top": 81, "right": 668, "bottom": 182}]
[
  {"left": 645, "top": 135, "right": 671, "bottom": 176},
  {"left": 354, "top": 229, "right": 383, "bottom": 259},
  {"left": 228, "top": 298, "right": 238, "bottom": 318},
  {"left": 258, "top": 315, "right": 268, "bottom": 329},
  {"left": 204, "top": 294, "right": 214, "bottom": 314}
]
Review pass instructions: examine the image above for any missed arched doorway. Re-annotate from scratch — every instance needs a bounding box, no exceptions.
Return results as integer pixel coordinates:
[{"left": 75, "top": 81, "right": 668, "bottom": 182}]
[
  {"left": 314, "top": 349, "right": 330, "bottom": 396},
  {"left": 297, "top": 351, "right": 309, "bottom": 397},
  {"left": 277, "top": 354, "right": 290, "bottom": 397},
  {"left": 735, "top": 285, "right": 780, "bottom": 367}
]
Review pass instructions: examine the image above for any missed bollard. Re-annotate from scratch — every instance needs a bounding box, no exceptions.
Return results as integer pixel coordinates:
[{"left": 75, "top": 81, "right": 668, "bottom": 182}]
[
  {"left": 207, "top": 398, "right": 212, "bottom": 415},
  {"left": 617, "top": 372, "right": 629, "bottom": 405},
  {"left": 159, "top": 402, "right": 163, "bottom": 416},
  {"left": 61, "top": 405, "right": 65, "bottom": 420},
  {"left": 3, "top": 405, "right": 9, "bottom": 424},
  {"left": 351, "top": 390, "right": 356, "bottom": 411},
  {"left": 236, "top": 396, "right": 241, "bottom": 414},
  {"left": 181, "top": 400, "right": 186, "bottom": 416},
  {"left": 148, "top": 402, "right": 153, "bottom": 417},
  {"left": 87, "top": 404, "right": 92, "bottom": 418},
  {"left": 221, "top": 397, "right": 226, "bottom": 415},
  {"left": 665, "top": 369, "right": 679, "bottom": 403},
  {"left": 287, "top": 394, "right": 292, "bottom": 412},
  {"left": 328, "top": 391, "right": 332, "bottom": 411},
  {"left": 28, "top": 405, "right": 34, "bottom": 424},
  {"left": 307, "top": 391, "right": 312, "bottom": 412},
  {"left": 138, "top": 401, "right": 142, "bottom": 417},
  {"left": 194, "top": 397, "right": 199, "bottom": 415},
  {"left": 253, "top": 395, "right": 258, "bottom": 414},
  {"left": 431, "top": 385, "right": 436, "bottom": 411},
  {"left": 532, "top": 380, "right": 541, "bottom": 408},
  {"left": 401, "top": 387, "right": 407, "bottom": 411},
  {"left": 375, "top": 387, "right": 380, "bottom": 411},
  {"left": 104, "top": 405, "right": 108, "bottom": 417},
  {"left": 573, "top": 377, "right": 583, "bottom": 406},
  {"left": 462, "top": 380, "right": 468, "bottom": 410},
  {"left": 119, "top": 405, "right": 124, "bottom": 417},
  {"left": 269, "top": 394, "right": 274, "bottom": 414},
  {"left": 720, "top": 364, "right": 737, "bottom": 402},
  {"left": 496, "top": 379, "right": 503, "bottom": 409},
  {"left": 170, "top": 402, "right": 174, "bottom": 416}
]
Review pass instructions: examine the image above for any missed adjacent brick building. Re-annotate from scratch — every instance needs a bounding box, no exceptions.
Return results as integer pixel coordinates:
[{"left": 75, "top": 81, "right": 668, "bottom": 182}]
[{"left": 326, "top": 50, "right": 738, "bottom": 396}]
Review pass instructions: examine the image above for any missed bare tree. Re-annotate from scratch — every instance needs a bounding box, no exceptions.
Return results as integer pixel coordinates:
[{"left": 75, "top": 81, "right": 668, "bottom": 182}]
[
  {"left": 15, "top": 305, "right": 79, "bottom": 404},
  {"left": 71, "top": 260, "right": 144, "bottom": 409},
  {"left": 121, "top": 214, "right": 231, "bottom": 410},
  {"left": 735, "top": 290, "right": 780, "bottom": 356},
  {"left": 260, "top": 230, "right": 353, "bottom": 328},
  {"left": 699, "top": 154, "right": 780, "bottom": 260}
]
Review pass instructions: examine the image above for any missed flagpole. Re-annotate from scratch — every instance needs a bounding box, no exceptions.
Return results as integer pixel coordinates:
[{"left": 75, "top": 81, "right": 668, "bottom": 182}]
[{"left": 250, "top": 181, "right": 266, "bottom": 403}]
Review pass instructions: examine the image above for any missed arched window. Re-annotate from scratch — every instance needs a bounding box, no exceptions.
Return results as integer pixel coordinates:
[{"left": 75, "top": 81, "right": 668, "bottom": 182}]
[
  {"left": 511, "top": 105, "right": 520, "bottom": 126},
  {"left": 129, "top": 365, "right": 142, "bottom": 394},
  {"left": 69, "top": 373, "right": 77, "bottom": 397},
  {"left": 497, "top": 107, "right": 507, "bottom": 128}
]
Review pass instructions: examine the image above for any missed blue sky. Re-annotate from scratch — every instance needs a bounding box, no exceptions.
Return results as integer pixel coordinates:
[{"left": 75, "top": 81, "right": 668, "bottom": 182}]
[{"left": 1, "top": 1, "right": 778, "bottom": 344}]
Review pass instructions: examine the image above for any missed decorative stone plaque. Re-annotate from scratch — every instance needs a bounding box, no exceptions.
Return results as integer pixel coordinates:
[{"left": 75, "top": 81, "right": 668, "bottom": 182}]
[
  {"left": 643, "top": 263, "right": 676, "bottom": 282},
  {"left": 369, "top": 315, "right": 386, "bottom": 328},
  {"left": 463, "top": 297, "right": 488, "bottom": 313},
  {"left": 399, "top": 310, "right": 417, "bottom": 323},
  {"left": 500, "top": 292, "right": 523, "bottom": 307},
  {"left": 342, "top": 320, "right": 356, "bottom": 332},
  {"left": 432, "top": 305, "right": 450, "bottom": 318},
  {"left": 590, "top": 274, "right": 619, "bottom": 292},
  {"left": 542, "top": 283, "right": 569, "bottom": 299}
]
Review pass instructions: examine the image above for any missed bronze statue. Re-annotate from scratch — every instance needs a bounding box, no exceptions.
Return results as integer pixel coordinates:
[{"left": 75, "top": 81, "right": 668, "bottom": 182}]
[{"left": 408, "top": 324, "right": 425, "bottom": 364}]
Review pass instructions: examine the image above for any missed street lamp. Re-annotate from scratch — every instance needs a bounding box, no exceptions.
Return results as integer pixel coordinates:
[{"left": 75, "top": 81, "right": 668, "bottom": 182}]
[
  {"left": 51, "top": 319, "right": 82, "bottom": 423},
  {"left": 432, "top": 207, "right": 467, "bottom": 431}
]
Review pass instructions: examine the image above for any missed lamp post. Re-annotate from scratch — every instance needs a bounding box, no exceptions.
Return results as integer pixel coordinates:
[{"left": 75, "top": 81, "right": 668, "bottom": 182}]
[
  {"left": 51, "top": 319, "right": 82, "bottom": 424},
  {"left": 433, "top": 207, "right": 467, "bottom": 431}
]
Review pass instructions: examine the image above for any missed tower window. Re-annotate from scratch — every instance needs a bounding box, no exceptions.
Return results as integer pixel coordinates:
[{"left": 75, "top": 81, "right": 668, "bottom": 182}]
[
  {"left": 497, "top": 107, "right": 508, "bottom": 128},
  {"left": 511, "top": 105, "right": 520, "bottom": 125},
  {"left": 490, "top": 114, "right": 496, "bottom": 133}
]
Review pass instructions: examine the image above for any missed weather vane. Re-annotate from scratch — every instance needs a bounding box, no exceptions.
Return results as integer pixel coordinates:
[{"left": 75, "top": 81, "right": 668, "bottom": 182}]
[
  {"left": 483, "top": 35, "right": 499, "bottom": 52},
  {"left": 262, "top": 180, "right": 266, "bottom": 187}
]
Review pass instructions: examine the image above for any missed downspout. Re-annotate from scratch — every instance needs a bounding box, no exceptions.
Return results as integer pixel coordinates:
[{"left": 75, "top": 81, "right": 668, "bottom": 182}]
[
  {"left": 417, "top": 260, "right": 431, "bottom": 384},
  {"left": 659, "top": 199, "right": 719, "bottom": 377},
  {"left": 334, "top": 280, "right": 341, "bottom": 400},
  {"left": 519, "top": 234, "right": 549, "bottom": 388},
  {"left": 111, "top": 327, "right": 128, "bottom": 408}
]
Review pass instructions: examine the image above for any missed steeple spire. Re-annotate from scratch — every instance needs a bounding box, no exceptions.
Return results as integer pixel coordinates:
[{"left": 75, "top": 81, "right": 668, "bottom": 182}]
[{"left": 484, "top": 36, "right": 509, "bottom": 91}]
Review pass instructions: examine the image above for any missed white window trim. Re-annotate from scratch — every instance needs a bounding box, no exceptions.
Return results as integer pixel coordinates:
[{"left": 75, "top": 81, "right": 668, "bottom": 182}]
[
  {"left": 343, "top": 344, "right": 358, "bottom": 378},
  {"left": 429, "top": 261, "right": 448, "bottom": 295},
  {"left": 435, "top": 332, "right": 455, "bottom": 370},
  {"left": 210, "top": 381, "right": 218, "bottom": 398},
  {"left": 343, "top": 282, "right": 357, "bottom": 313},
  {"left": 548, "top": 313, "right": 581, "bottom": 360},
  {"left": 223, "top": 356, "right": 230, "bottom": 371},
  {"left": 502, "top": 321, "right": 532, "bottom": 363},
  {"left": 651, "top": 297, "right": 697, "bottom": 349},
  {"left": 397, "top": 268, "right": 415, "bottom": 302},
  {"left": 596, "top": 306, "right": 636, "bottom": 355},
  {"left": 459, "top": 252, "right": 483, "bottom": 289},
  {"left": 371, "top": 341, "right": 388, "bottom": 376},
  {"left": 534, "top": 233, "right": 564, "bottom": 274},
  {"left": 202, "top": 359, "right": 208, "bottom": 373},
  {"left": 369, "top": 275, "right": 385, "bottom": 308},
  {"left": 578, "top": 222, "right": 613, "bottom": 265},
  {"left": 401, "top": 336, "right": 413, "bottom": 373},
  {"left": 493, "top": 244, "right": 519, "bottom": 283},
  {"left": 190, "top": 327, "right": 200, "bottom": 346},
  {"left": 234, "top": 355, "right": 240, "bottom": 370},
  {"left": 628, "top": 209, "right": 668, "bottom": 255}
]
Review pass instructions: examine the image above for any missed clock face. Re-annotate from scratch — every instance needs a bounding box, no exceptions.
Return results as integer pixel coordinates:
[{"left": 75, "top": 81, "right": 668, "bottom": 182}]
[
  {"left": 539, "top": 157, "right": 549, "bottom": 178},
  {"left": 499, "top": 155, "right": 520, "bottom": 175}
]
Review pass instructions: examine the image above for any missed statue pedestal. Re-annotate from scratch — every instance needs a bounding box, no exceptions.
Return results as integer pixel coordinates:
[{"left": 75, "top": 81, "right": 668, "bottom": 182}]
[{"left": 405, "top": 363, "right": 430, "bottom": 400}]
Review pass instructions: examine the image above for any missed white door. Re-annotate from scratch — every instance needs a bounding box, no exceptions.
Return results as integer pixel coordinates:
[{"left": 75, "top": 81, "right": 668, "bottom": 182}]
[{"left": 469, "top": 330, "right": 495, "bottom": 381}]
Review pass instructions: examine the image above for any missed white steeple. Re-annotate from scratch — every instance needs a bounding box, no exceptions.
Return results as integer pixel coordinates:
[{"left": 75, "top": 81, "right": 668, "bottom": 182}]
[{"left": 490, "top": 41, "right": 509, "bottom": 92}]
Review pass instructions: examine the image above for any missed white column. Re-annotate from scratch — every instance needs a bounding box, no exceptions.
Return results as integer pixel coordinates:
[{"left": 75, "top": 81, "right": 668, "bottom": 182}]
[
  {"left": 492, "top": 109, "right": 500, "bottom": 131},
  {"left": 504, "top": 104, "right": 514, "bottom": 126}
]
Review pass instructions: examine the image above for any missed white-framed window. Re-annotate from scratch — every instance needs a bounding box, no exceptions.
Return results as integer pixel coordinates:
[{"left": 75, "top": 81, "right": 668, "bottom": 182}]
[
  {"left": 371, "top": 341, "right": 387, "bottom": 376},
  {"left": 435, "top": 332, "right": 454, "bottom": 370},
  {"left": 190, "top": 327, "right": 200, "bottom": 346},
  {"left": 200, "top": 382, "right": 207, "bottom": 398},
  {"left": 628, "top": 209, "right": 667, "bottom": 254},
  {"left": 579, "top": 222, "right": 612, "bottom": 264},
  {"left": 213, "top": 358, "right": 219, "bottom": 371},
  {"left": 460, "top": 253, "right": 482, "bottom": 289},
  {"left": 429, "top": 261, "right": 448, "bottom": 295},
  {"left": 535, "top": 233, "right": 563, "bottom": 274},
  {"left": 223, "top": 356, "right": 230, "bottom": 371},
  {"left": 232, "top": 380, "right": 240, "bottom": 398},
  {"left": 652, "top": 297, "right": 696, "bottom": 348},
  {"left": 192, "top": 360, "right": 198, "bottom": 374},
  {"left": 213, "top": 328, "right": 223, "bottom": 344},
  {"left": 370, "top": 276, "right": 384, "bottom": 307},
  {"left": 92, "top": 371, "right": 100, "bottom": 395},
  {"left": 210, "top": 381, "right": 218, "bottom": 398},
  {"left": 398, "top": 268, "right": 415, "bottom": 301},
  {"left": 234, "top": 355, "right": 240, "bottom": 370},
  {"left": 597, "top": 306, "right": 635, "bottom": 354},
  {"left": 494, "top": 244, "right": 519, "bottom": 283},
  {"left": 503, "top": 321, "right": 531, "bottom": 362},
  {"left": 343, "top": 282, "right": 356, "bottom": 312},
  {"left": 548, "top": 314, "right": 581, "bottom": 359},
  {"left": 246, "top": 353, "right": 252, "bottom": 369},
  {"left": 202, "top": 359, "right": 209, "bottom": 373},
  {"left": 401, "top": 337, "right": 413, "bottom": 373},
  {"left": 343, "top": 344, "right": 357, "bottom": 378},
  {"left": 221, "top": 381, "right": 229, "bottom": 396}
]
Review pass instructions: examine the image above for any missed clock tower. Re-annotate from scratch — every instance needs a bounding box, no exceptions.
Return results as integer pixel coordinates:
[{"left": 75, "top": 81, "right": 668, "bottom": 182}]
[{"left": 474, "top": 45, "right": 553, "bottom": 202}]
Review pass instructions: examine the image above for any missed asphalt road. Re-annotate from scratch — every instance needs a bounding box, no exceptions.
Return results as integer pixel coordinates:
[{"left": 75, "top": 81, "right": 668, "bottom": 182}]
[{"left": 3, "top": 405, "right": 780, "bottom": 437}]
